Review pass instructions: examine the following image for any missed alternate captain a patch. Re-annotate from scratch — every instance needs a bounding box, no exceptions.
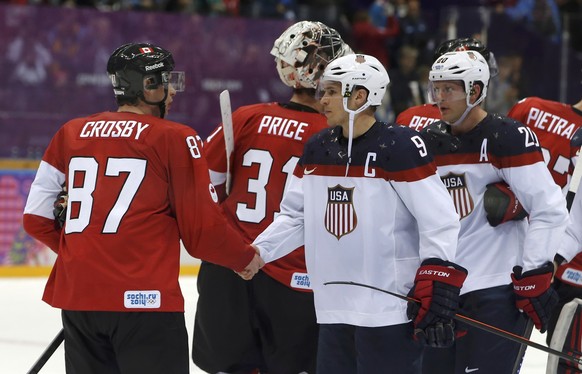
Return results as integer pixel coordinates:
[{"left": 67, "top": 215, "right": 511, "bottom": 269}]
[
  {"left": 325, "top": 185, "right": 358, "bottom": 240},
  {"left": 441, "top": 172, "right": 474, "bottom": 219}
]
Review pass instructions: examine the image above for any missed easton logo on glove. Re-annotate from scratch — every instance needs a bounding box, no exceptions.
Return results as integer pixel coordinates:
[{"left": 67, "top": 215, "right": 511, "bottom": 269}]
[
  {"left": 406, "top": 259, "right": 468, "bottom": 347},
  {"left": 511, "top": 262, "right": 558, "bottom": 332},
  {"left": 483, "top": 182, "right": 528, "bottom": 227}
]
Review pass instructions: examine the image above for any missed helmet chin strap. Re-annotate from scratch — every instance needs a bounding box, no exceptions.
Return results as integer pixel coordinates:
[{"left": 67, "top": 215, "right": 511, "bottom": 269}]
[
  {"left": 342, "top": 97, "right": 371, "bottom": 177},
  {"left": 445, "top": 92, "right": 485, "bottom": 127},
  {"left": 142, "top": 88, "right": 169, "bottom": 118}
]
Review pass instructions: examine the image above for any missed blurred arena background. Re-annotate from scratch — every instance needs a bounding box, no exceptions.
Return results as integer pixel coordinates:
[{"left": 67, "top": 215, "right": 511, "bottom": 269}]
[{"left": 0, "top": 0, "right": 581, "bottom": 274}]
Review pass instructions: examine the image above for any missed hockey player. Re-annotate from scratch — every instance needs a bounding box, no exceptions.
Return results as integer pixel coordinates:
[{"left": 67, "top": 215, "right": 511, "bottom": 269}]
[
  {"left": 22, "top": 42, "right": 263, "bottom": 374},
  {"left": 252, "top": 53, "right": 467, "bottom": 374},
  {"left": 508, "top": 97, "right": 582, "bottom": 194},
  {"left": 554, "top": 169, "right": 582, "bottom": 373},
  {"left": 420, "top": 50, "right": 568, "bottom": 373},
  {"left": 508, "top": 94, "right": 582, "bottom": 367},
  {"left": 191, "top": 21, "right": 352, "bottom": 374},
  {"left": 396, "top": 37, "right": 498, "bottom": 131}
]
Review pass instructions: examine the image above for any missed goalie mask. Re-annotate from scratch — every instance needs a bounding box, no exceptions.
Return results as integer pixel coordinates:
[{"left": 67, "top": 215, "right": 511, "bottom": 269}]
[
  {"left": 433, "top": 37, "right": 499, "bottom": 77},
  {"left": 107, "top": 42, "right": 185, "bottom": 118},
  {"left": 271, "top": 21, "right": 353, "bottom": 89}
]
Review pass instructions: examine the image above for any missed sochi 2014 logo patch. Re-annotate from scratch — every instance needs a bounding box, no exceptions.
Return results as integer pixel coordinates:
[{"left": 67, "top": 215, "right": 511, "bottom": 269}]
[
  {"left": 325, "top": 185, "right": 357, "bottom": 240},
  {"left": 124, "top": 290, "right": 161, "bottom": 308}
]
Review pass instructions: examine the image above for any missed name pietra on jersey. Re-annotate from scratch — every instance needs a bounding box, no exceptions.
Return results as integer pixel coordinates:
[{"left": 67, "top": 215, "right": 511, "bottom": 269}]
[{"left": 508, "top": 97, "right": 582, "bottom": 190}]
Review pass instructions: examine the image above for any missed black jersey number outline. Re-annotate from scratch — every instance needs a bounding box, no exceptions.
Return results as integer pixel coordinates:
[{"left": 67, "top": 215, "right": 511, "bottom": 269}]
[
  {"left": 236, "top": 148, "right": 299, "bottom": 224},
  {"left": 65, "top": 157, "right": 146, "bottom": 234}
]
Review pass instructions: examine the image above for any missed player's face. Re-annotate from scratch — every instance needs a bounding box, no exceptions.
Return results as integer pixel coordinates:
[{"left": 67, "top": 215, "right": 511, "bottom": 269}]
[
  {"left": 319, "top": 81, "right": 349, "bottom": 126},
  {"left": 431, "top": 81, "right": 468, "bottom": 123},
  {"left": 142, "top": 75, "right": 177, "bottom": 116}
]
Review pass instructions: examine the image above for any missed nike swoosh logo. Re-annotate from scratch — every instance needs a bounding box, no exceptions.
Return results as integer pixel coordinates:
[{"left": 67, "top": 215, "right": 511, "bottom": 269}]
[
  {"left": 465, "top": 368, "right": 479, "bottom": 373},
  {"left": 304, "top": 167, "right": 317, "bottom": 175}
]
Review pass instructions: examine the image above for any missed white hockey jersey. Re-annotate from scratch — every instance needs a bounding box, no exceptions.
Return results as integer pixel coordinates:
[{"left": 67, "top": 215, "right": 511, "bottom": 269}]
[
  {"left": 254, "top": 122, "right": 460, "bottom": 327},
  {"left": 421, "top": 114, "right": 568, "bottom": 294}
]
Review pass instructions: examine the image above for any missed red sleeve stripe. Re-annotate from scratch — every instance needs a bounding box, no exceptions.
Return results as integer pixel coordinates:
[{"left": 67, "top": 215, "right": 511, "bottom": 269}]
[
  {"left": 435, "top": 150, "right": 543, "bottom": 168},
  {"left": 298, "top": 163, "right": 437, "bottom": 182}
]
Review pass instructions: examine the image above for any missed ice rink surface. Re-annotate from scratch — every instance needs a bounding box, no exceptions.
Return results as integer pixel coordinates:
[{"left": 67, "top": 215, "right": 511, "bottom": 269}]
[{"left": 1, "top": 276, "right": 551, "bottom": 373}]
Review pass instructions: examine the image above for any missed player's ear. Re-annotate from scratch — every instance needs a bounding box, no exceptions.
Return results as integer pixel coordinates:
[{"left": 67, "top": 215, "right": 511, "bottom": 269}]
[
  {"left": 469, "top": 84, "right": 481, "bottom": 104},
  {"left": 355, "top": 87, "right": 369, "bottom": 103}
]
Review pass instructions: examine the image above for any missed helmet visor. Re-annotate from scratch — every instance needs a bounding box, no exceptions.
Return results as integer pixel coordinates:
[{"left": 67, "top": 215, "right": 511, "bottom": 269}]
[
  {"left": 427, "top": 81, "right": 467, "bottom": 104},
  {"left": 163, "top": 71, "right": 186, "bottom": 92}
]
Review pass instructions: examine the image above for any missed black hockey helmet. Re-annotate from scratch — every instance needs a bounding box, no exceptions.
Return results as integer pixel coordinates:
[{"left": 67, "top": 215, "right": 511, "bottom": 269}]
[
  {"left": 107, "top": 42, "right": 182, "bottom": 117},
  {"left": 433, "top": 37, "right": 498, "bottom": 77}
]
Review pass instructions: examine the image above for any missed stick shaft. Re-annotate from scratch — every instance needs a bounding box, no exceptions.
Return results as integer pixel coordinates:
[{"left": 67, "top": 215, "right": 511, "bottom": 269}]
[
  {"left": 324, "top": 281, "right": 582, "bottom": 365},
  {"left": 219, "top": 90, "right": 234, "bottom": 195},
  {"left": 27, "top": 328, "right": 64, "bottom": 374}
]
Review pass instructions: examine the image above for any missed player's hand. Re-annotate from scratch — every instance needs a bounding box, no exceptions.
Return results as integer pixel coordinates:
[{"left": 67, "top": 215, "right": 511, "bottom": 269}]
[
  {"left": 511, "top": 262, "right": 558, "bottom": 332},
  {"left": 53, "top": 184, "right": 68, "bottom": 228},
  {"left": 406, "top": 258, "right": 467, "bottom": 348},
  {"left": 237, "top": 253, "right": 264, "bottom": 280}
]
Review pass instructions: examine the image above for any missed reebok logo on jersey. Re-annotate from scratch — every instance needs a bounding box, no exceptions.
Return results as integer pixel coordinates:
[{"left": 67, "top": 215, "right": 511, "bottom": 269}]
[
  {"left": 325, "top": 185, "right": 357, "bottom": 240},
  {"left": 124, "top": 290, "right": 161, "bottom": 308},
  {"left": 291, "top": 272, "right": 311, "bottom": 289}
]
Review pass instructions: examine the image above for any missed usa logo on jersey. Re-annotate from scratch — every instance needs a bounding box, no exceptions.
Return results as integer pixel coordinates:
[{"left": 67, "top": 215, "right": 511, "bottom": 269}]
[
  {"left": 325, "top": 185, "right": 358, "bottom": 240},
  {"left": 441, "top": 172, "right": 474, "bottom": 219}
]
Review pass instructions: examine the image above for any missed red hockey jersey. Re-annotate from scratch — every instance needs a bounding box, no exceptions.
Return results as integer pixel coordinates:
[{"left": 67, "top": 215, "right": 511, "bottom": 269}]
[
  {"left": 23, "top": 111, "right": 255, "bottom": 312},
  {"left": 509, "top": 97, "right": 582, "bottom": 285},
  {"left": 395, "top": 103, "right": 441, "bottom": 132},
  {"left": 204, "top": 102, "right": 327, "bottom": 291},
  {"left": 508, "top": 97, "right": 582, "bottom": 190}
]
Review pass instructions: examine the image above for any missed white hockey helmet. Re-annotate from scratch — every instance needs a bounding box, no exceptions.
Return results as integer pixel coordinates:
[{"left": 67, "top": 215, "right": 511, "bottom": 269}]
[
  {"left": 429, "top": 50, "right": 490, "bottom": 106},
  {"left": 320, "top": 53, "right": 389, "bottom": 107},
  {"left": 270, "top": 21, "right": 353, "bottom": 89},
  {"left": 320, "top": 54, "right": 390, "bottom": 167}
]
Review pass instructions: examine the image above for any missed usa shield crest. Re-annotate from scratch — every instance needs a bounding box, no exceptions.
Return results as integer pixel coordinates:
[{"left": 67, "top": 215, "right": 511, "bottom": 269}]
[
  {"left": 325, "top": 185, "right": 357, "bottom": 240},
  {"left": 441, "top": 172, "right": 474, "bottom": 219}
]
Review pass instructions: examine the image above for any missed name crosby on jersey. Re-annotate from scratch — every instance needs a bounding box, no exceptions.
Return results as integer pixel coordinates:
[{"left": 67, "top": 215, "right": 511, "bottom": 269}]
[
  {"left": 79, "top": 120, "right": 150, "bottom": 140},
  {"left": 257, "top": 115, "right": 309, "bottom": 141}
]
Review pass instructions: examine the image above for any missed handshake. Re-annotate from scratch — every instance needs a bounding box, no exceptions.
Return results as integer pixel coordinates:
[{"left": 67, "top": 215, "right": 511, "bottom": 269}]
[{"left": 237, "top": 244, "right": 265, "bottom": 280}]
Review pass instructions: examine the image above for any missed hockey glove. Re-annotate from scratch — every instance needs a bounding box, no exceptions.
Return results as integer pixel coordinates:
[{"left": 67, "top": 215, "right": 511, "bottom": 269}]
[
  {"left": 53, "top": 184, "right": 67, "bottom": 228},
  {"left": 511, "top": 262, "right": 558, "bottom": 333},
  {"left": 407, "top": 258, "right": 468, "bottom": 347},
  {"left": 483, "top": 182, "right": 528, "bottom": 227}
]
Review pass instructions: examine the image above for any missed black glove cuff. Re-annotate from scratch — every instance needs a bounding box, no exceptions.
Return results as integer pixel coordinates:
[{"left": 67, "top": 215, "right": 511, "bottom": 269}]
[{"left": 512, "top": 261, "right": 554, "bottom": 279}]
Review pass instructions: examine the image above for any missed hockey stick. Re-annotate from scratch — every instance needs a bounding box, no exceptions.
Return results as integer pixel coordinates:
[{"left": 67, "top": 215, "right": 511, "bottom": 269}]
[
  {"left": 27, "top": 328, "right": 64, "bottom": 374},
  {"left": 219, "top": 90, "right": 234, "bottom": 195},
  {"left": 547, "top": 298, "right": 582, "bottom": 372},
  {"left": 324, "top": 281, "right": 582, "bottom": 366},
  {"left": 566, "top": 149, "right": 582, "bottom": 210},
  {"left": 511, "top": 319, "right": 533, "bottom": 374}
]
